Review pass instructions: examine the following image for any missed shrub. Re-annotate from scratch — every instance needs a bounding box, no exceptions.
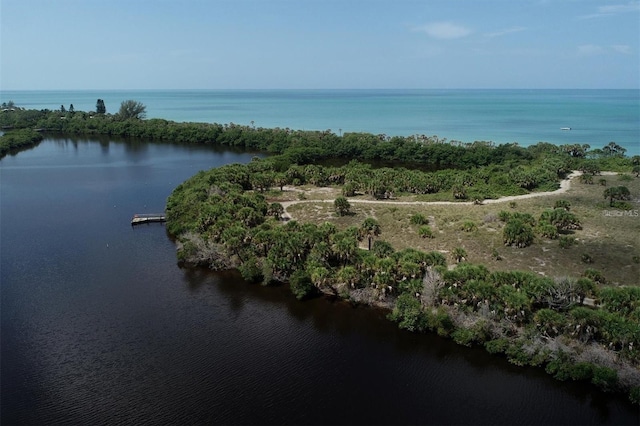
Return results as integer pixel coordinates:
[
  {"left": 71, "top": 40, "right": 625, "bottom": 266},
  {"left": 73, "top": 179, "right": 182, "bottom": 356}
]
[
  {"left": 452, "top": 247, "right": 467, "bottom": 263},
  {"left": 581, "top": 253, "right": 593, "bottom": 264},
  {"left": 460, "top": 221, "right": 477, "bottom": 232},
  {"left": 545, "top": 352, "right": 573, "bottom": 380},
  {"left": 629, "top": 386, "right": 640, "bottom": 405},
  {"left": 238, "top": 256, "right": 263, "bottom": 282},
  {"left": 289, "top": 269, "right": 316, "bottom": 300},
  {"left": 538, "top": 223, "right": 559, "bottom": 239},
  {"left": 427, "top": 307, "right": 455, "bottom": 337},
  {"left": 485, "top": 338, "right": 510, "bottom": 354},
  {"left": 580, "top": 174, "right": 594, "bottom": 184},
  {"left": 591, "top": 366, "right": 618, "bottom": 391},
  {"left": 452, "top": 327, "right": 476, "bottom": 347},
  {"left": 503, "top": 219, "right": 534, "bottom": 248},
  {"left": 505, "top": 341, "right": 533, "bottom": 366},
  {"left": 334, "top": 196, "right": 351, "bottom": 216},
  {"left": 389, "top": 293, "right": 425, "bottom": 332},
  {"left": 410, "top": 213, "right": 429, "bottom": 225},
  {"left": 534, "top": 308, "right": 567, "bottom": 337},
  {"left": 491, "top": 248, "right": 502, "bottom": 261},
  {"left": 583, "top": 268, "right": 606, "bottom": 285},
  {"left": 558, "top": 236, "right": 576, "bottom": 249},
  {"left": 569, "top": 362, "right": 594, "bottom": 381},
  {"left": 418, "top": 225, "right": 434, "bottom": 239},
  {"left": 372, "top": 240, "right": 395, "bottom": 258}
]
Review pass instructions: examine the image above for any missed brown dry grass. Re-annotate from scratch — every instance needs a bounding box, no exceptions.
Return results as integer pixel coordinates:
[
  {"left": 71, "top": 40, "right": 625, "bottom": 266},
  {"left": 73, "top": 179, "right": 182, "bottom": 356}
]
[{"left": 279, "top": 175, "right": 640, "bottom": 286}]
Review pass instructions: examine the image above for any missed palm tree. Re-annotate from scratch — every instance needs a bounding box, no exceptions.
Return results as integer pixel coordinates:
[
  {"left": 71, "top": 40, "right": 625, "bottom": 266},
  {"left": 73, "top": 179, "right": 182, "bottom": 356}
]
[
  {"left": 603, "top": 186, "right": 631, "bottom": 206},
  {"left": 332, "top": 234, "right": 357, "bottom": 266},
  {"left": 452, "top": 247, "right": 467, "bottom": 263},
  {"left": 359, "top": 217, "right": 381, "bottom": 251}
]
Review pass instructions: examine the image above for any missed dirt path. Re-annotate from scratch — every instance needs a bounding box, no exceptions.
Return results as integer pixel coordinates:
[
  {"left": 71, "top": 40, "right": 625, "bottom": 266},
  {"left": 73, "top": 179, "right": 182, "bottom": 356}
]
[{"left": 280, "top": 170, "right": 601, "bottom": 221}]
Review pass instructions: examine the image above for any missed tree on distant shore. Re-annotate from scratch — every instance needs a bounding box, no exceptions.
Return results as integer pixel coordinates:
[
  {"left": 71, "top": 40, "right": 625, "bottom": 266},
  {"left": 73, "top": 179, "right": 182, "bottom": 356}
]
[
  {"left": 118, "top": 100, "right": 146, "bottom": 120},
  {"left": 96, "top": 99, "right": 106, "bottom": 114}
]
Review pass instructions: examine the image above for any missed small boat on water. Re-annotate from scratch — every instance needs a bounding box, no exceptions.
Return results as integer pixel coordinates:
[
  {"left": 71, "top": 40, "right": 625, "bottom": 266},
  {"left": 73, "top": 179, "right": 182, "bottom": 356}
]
[{"left": 560, "top": 127, "right": 571, "bottom": 131}]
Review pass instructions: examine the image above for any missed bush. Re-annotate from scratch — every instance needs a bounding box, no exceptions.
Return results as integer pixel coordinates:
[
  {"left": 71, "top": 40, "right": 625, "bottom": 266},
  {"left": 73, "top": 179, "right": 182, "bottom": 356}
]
[
  {"left": 389, "top": 293, "right": 425, "bottom": 332},
  {"left": 410, "top": 213, "right": 429, "bottom": 225},
  {"left": 485, "top": 338, "right": 510, "bottom": 354},
  {"left": 452, "top": 327, "right": 476, "bottom": 347},
  {"left": 505, "top": 341, "right": 533, "bottom": 366},
  {"left": 334, "top": 196, "right": 351, "bottom": 216},
  {"left": 418, "top": 225, "right": 434, "bottom": 238},
  {"left": 492, "top": 248, "right": 502, "bottom": 261},
  {"left": 629, "top": 386, "right": 640, "bottom": 405},
  {"left": 538, "top": 223, "right": 559, "bottom": 239},
  {"left": 569, "top": 362, "right": 594, "bottom": 381},
  {"left": 428, "top": 307, "right": 455, "bottom": 337},
  {"left": 558, "top": 236, "right": 576, "bottom": 249},
  {"left": 289, "top": 269, "right": 315, "bottom": 300},
  {"left": 503, "top": 218, "right": 534, "bottom": 248},
  {"left": 583, "top": 268, "right": 606, "bottom": 285},
  {"left": 591, "top": 366, "right": 618, "bottom": 391},
  {"left": 545, "top": 353, "right": 573, "bottom": 381},
  {"left": 238, "top": 256, "right": 263, "bottom": 283},
  {"left": 498, "top": 211, "right": 511, "bottom": 222},
  {"left": 460, "top": 221, "right": 478, "bottom": 232}
]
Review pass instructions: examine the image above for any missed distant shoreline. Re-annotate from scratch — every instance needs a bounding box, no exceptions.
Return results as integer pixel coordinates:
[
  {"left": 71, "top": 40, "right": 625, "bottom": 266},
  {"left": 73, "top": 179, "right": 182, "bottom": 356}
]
[{"left": 2, "top": 89, "right": 638, "bottom": 155}]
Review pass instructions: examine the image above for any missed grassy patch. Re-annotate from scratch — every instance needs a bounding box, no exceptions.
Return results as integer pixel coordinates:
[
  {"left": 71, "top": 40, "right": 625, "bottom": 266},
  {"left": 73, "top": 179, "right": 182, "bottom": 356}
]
[{"left": 286, "top": 175, "right": 640, "bottom": 286}]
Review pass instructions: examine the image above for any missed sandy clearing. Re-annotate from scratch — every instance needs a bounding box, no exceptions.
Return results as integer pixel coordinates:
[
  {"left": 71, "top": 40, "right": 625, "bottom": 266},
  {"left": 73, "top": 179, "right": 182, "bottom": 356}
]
[{"left": 280, "top": 170, "right": 597, "bottom": 220}]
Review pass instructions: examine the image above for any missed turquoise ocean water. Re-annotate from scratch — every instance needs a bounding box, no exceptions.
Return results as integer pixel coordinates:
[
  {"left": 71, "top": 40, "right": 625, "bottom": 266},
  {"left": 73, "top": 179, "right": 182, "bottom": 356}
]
[{"left": 1, "top": 89, "right": 638, "bottom": 155}]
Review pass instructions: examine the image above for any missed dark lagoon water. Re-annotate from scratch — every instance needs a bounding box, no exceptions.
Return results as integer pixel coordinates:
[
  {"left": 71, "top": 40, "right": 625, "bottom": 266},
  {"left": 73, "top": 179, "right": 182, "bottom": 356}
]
[{"left": 1, "top": 137, "right": 638, "bottom": 425}]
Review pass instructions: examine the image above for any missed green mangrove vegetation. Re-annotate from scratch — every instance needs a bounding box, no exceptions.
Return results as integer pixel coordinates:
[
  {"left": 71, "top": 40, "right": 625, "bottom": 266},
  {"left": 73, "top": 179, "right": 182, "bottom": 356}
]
[{"left": 0, "top": 128, "right": 44, "bottom": 158}]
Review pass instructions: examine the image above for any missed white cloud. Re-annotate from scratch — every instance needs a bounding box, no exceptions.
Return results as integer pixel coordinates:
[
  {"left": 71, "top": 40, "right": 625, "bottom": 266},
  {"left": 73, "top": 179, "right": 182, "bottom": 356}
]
[
  {"left": 598, "top": 1, "right": 640, "bottom": 14},
  {"left": 578, "top": 1, "right": 640, "bottom": 19},
  {"left": 577, "top": 44, "right": 605, "bottom": 56},
  {"left": 414, "top": 22, "right": 472, "bottom": 39},
  {"left": 612, "top": 45, "right": 632, "bottom": 54},
  {"left": 576, "top": 44, "right": 633, "bottom": 56},
  {"left": 484, "top": 26, "right": 526, "bottom": 38}
]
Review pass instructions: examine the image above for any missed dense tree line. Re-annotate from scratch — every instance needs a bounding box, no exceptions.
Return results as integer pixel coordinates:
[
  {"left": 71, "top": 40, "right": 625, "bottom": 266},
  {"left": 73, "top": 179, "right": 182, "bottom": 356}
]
[{"left": 0, "top": 105, "right": 635, "bottom": 172}]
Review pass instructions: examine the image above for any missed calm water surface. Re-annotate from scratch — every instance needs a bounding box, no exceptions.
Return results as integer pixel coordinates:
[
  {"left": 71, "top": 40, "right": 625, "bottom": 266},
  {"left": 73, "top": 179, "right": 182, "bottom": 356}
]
[{"left": 1, "top": 138, "right": 638, "bottom": 425}]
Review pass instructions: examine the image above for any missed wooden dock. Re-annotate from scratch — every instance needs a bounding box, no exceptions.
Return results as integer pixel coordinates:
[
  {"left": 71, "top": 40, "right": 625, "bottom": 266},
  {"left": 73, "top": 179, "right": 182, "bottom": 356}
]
[{"left": 131, "top": 213, "right": 166, "bottom": 226}]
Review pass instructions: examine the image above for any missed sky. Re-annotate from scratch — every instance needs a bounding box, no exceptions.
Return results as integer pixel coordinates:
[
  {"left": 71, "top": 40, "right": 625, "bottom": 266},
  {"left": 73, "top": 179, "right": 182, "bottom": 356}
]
[{"left": 1, "top": 0, "right": 638, "bottom": 89}]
